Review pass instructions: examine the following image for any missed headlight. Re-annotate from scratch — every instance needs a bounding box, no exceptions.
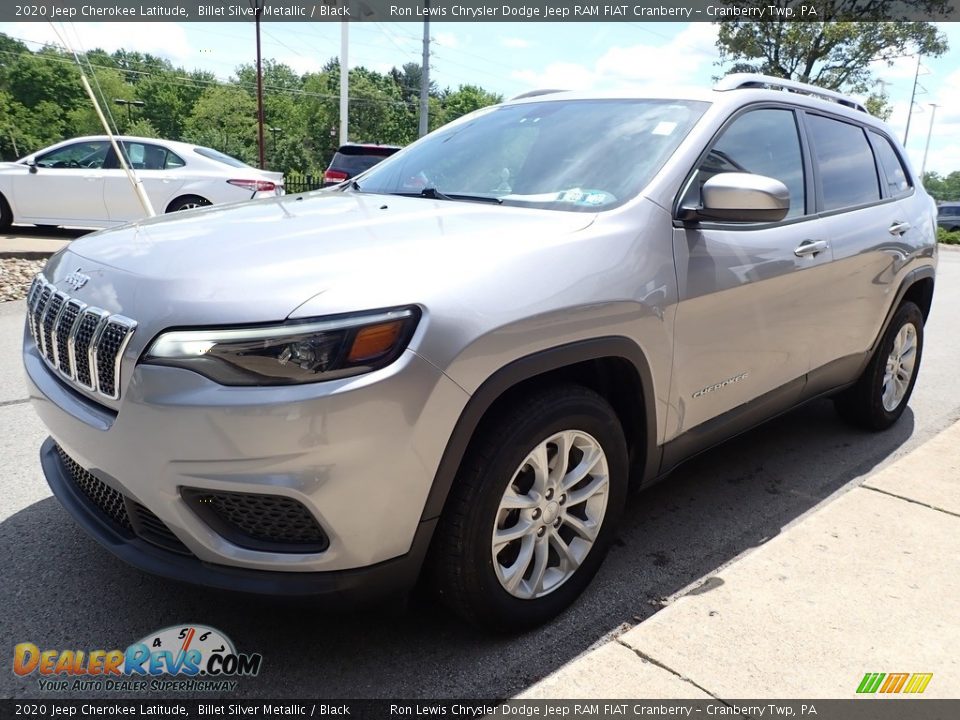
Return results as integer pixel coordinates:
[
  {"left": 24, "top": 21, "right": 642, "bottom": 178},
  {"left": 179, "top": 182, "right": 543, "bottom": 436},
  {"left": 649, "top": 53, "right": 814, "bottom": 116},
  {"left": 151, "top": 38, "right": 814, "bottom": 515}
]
[{"left": 143, "top": 307, "right": 419, "bottom": 386}]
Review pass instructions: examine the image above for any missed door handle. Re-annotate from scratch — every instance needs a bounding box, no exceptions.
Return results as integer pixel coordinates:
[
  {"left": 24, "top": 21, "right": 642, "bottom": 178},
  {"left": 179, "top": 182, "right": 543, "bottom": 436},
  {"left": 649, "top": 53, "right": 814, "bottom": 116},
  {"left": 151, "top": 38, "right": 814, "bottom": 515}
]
[
  {"left": 889, "top": 221, "right": 911, "bottom": 235},
  {"left": 794, "top": 239, "right": 829, "bottom": 257}
]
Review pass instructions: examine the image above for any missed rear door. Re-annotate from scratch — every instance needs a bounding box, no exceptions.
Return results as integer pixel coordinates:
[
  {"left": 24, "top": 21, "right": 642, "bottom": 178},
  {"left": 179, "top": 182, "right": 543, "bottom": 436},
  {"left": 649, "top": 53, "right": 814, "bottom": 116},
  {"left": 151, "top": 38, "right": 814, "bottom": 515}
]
[
  {"left": 670, "top": 106, "right": 834, "bottom": 434},
  {"left": 103, "top": 141, "right": 186, "bottom": 221},
  {"left": 802, "top": 114, "right": 915, "bottom": 376}
]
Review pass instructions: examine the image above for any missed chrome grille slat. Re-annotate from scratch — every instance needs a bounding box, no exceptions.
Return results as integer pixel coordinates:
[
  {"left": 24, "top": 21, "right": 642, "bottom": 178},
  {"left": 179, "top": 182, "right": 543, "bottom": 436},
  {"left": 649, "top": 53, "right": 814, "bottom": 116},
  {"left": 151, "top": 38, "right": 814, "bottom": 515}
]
[
  {"left": 42, "top": 292, "right": 67, "bottom": 365},
  {"left": 33, "top": 286, "right": 53, "bottom": 353},
  {"left": 28, "top": 275, "right": 137, "bottom": 401},
  {"left": 55, "top": 300, "right": 85, "bottom": 379}
]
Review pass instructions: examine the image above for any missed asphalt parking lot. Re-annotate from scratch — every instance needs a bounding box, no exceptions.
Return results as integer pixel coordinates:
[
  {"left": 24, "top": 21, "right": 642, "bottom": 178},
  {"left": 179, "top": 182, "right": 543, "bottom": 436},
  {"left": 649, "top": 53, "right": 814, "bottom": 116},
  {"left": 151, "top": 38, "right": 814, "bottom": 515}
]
[{"left": 2, "top": 248, "right": 959, "bottom": 700}]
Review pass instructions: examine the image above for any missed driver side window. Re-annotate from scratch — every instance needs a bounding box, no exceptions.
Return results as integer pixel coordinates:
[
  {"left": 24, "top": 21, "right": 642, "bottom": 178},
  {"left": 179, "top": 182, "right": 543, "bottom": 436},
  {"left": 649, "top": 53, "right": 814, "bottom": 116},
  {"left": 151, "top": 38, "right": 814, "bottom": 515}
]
[
  {"left": 35, "top": 141, "right": 110, "bottom": 170},
  {"left": 684, "top": 109, "right": 807, "bottom": 219}
]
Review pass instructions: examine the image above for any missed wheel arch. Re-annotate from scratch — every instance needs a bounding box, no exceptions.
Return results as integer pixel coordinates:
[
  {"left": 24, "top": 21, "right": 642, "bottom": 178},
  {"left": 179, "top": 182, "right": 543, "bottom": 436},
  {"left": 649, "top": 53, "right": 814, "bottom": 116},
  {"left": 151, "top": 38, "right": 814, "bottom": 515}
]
[
  {"left": 869, "top": 266, "right": 935, "bottom": 355},
  {"left": 165, "top": 194, "right": 211, "bottom": 213},
  {"left": 420, "top": 337, "right": 660, "bottom": 523}
]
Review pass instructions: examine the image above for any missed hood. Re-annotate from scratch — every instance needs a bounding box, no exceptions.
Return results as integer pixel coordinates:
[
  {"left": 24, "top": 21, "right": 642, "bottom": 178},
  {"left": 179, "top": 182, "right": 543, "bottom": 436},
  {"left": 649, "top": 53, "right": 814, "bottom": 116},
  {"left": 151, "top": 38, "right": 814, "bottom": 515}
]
[{"left": 47, "top": 191, "right": 594, "bottom": 327}]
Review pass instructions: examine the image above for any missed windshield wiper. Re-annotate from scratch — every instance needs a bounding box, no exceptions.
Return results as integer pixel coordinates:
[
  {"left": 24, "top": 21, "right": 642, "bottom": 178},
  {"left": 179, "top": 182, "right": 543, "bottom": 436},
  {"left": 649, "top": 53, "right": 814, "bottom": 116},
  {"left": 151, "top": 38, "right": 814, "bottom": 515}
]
[{"left": 417, "top": 187, "right": 503, "bottom": 204}]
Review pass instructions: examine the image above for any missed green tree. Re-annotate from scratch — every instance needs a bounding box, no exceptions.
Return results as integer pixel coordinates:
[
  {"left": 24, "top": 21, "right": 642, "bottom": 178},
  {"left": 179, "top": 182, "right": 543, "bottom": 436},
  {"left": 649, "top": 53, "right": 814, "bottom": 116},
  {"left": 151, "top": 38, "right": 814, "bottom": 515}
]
[
  {"left": 715, "top": 3, "right": 951, "bottom": 114},
  {"left": 439, "top": 84, "right": 502, "bottom": 126},
  {"left": 922, "top": 171, "right": 960, "bottom": 203},
  {"left": 183, "top": 84, "right": 258, "bottom": 163}
]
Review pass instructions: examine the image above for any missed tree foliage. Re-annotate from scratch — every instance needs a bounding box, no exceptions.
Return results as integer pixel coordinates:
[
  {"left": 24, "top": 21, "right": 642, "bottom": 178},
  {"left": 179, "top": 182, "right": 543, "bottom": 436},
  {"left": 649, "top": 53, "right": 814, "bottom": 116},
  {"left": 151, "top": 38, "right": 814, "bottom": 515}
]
[
  {"left": 923, "top": 171, "right": 960, "bottom": 203},
  {"left": 0, "top": 32, "right": 503, "bottom": 175},
  {"left": 715, "top": 1, "right": 951, "bottom": 116}
]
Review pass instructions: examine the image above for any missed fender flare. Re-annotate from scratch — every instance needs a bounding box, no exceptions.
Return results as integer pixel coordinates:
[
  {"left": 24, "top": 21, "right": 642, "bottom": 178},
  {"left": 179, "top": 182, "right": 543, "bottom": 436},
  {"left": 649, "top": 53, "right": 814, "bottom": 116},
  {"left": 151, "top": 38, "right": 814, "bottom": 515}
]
[
  {"left": 868, "top": 265, "right": 936, "bottom": 355},
  {"left": 419, "top": 336, "right": 660, "bottom": 521}
]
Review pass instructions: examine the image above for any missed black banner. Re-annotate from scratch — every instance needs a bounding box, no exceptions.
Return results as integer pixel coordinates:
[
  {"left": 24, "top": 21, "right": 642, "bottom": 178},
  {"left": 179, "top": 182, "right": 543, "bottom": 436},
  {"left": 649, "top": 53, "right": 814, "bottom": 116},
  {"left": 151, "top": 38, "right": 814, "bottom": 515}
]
[
  {"left": 2, "top": 700, "right": 960, "bottom": 720},
  {"left": 4, "top": 0, "right": 960, "bottom": 24}
]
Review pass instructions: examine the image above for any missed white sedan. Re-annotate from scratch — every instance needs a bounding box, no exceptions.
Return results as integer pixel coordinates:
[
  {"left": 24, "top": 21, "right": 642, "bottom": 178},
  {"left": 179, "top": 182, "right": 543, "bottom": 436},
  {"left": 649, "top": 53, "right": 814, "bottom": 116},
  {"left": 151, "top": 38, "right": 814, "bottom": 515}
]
[{"left": 0, "top": 135, "right": 284, "bottom": 230}]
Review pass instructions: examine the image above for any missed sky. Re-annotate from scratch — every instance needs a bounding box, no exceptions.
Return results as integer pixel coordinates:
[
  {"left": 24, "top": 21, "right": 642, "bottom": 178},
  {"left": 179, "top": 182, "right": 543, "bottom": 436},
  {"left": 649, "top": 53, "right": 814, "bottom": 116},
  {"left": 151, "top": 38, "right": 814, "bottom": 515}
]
[{"left": 2, "top": 20, "right": 959, "bottom": 175}]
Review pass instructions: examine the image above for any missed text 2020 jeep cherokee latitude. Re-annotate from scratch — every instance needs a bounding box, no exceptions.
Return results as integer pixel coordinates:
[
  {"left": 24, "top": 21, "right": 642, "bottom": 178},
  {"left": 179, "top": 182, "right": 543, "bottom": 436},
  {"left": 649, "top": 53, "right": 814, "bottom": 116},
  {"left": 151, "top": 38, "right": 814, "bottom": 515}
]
[{"left": 24, "top": 75, "right": 937, "bottom": 630}]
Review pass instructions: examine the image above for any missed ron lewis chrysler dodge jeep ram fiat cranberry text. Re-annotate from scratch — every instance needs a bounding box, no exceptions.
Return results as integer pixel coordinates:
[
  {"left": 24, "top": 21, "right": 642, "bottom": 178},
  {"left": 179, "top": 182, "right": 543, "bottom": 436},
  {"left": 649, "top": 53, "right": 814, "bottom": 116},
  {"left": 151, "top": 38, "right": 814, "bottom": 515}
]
[{"left": 24, "top": 74, "right": 936, "bottom": 630}]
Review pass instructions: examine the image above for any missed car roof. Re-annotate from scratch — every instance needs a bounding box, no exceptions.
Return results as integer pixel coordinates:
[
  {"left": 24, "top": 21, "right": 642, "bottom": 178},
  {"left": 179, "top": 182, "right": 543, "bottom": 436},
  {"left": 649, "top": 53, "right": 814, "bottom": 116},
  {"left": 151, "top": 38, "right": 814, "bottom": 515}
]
[{"left": 501, "top": 83, "right": 895, "bottom": 137}]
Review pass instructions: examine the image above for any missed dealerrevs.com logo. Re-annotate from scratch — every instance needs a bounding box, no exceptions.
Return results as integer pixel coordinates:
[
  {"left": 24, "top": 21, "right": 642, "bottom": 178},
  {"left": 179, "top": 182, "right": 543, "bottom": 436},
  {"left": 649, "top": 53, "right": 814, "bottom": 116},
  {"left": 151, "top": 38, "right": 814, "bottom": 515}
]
[{"left": 13, "top": 625, "right": 263, "bottom": 692}]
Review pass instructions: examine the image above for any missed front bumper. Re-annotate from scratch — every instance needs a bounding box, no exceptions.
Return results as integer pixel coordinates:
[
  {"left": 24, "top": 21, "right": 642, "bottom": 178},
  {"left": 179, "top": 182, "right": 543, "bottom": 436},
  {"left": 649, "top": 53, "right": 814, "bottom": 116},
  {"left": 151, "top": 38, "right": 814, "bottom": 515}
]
[
  {"left": 25, "top": 328, "right": 469, "bottom": 589},
  {"left": 40, "top": 436, "right": 436, "bottom": 598}
]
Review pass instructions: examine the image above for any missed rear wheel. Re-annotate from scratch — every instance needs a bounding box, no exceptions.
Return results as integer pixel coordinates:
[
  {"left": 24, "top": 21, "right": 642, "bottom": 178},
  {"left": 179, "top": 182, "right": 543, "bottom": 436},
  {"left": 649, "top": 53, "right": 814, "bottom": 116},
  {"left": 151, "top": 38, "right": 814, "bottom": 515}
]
[
  {"left": 431, "top": 385, "right": 628, "bottom": 631},
  {"left": 166, "top": 195, "right": 211, "bottom": 213},
  {"left": 834, "top": 301, "right": 924, "bottom": 431}
]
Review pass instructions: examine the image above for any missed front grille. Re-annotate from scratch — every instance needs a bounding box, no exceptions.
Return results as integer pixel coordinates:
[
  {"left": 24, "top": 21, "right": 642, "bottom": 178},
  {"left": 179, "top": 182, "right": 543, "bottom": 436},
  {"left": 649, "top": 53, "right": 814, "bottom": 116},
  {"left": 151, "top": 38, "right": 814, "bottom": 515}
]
[
  {"left": 28, "top": 275, "right": 137, "bottom": 400},
  {"left": 183, "top": 489, "right": 329, "bottom": 553},
  {"left": 56, "top": 445, "right": 192, "bottom": 556}
]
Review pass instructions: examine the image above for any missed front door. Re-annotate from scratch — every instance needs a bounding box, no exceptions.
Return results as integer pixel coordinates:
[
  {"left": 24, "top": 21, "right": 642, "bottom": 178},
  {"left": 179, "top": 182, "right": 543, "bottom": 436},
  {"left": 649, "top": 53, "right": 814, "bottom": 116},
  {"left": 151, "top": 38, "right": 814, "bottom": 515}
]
[
  {"left": 14, "top": 140, "right": 110, "bottom": 224},
  {"left": 669, "top": 106, "right": 833, "bottom": 436}
]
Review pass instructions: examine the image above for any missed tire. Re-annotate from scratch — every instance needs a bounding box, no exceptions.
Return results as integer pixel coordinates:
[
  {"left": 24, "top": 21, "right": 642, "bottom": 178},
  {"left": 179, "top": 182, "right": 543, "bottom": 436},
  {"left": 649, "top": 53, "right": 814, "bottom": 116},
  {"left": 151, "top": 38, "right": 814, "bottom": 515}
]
[
  {"left": 0, "top": 193, "right": 12, "bottom": 231},
  {"left": 430, "top": 384, "right": 628, "bottom": 632},
  {"left": 834, "top": 301, "right": 924, "bottom": 431},
  {"left": 166, "top": 196, "right": 211, "bottom": 213}
]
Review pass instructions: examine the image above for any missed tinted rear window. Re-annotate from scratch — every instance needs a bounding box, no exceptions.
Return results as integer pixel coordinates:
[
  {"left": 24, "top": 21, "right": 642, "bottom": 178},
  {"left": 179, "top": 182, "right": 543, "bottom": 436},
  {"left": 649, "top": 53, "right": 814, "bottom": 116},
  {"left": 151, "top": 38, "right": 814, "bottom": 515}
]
[
  {"left": 193, "top": 146, "right": 250, "bottom": 169},
  {"left": 330, "top": 153, "right": 391, "bottom": 175},
  {"left": 807, "top": 115, "right": 880, "bottom": 211},
  {"left": 869, "top": 132, "right": 911, "bottom": 198}
]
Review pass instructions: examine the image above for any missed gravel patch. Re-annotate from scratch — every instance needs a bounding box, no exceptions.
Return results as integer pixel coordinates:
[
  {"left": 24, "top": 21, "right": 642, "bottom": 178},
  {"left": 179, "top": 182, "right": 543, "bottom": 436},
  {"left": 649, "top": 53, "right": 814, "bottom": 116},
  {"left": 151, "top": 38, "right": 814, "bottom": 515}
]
[{"left": 1, "top": 257, "right": 46, "bottom": 303}]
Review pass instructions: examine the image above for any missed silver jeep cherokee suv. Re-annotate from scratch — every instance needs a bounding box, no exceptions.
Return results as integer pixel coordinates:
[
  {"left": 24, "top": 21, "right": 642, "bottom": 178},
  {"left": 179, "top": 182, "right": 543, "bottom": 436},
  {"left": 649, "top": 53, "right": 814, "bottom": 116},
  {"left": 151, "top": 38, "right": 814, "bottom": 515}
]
[{"left": 24, "top": 75, "right": 937, "bottom": 631}]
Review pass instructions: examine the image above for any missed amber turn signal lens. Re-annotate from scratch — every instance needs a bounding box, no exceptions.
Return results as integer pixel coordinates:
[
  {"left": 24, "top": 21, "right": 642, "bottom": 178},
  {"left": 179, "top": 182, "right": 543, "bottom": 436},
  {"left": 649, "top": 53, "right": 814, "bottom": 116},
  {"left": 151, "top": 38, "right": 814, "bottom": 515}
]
[{"left": 347, "top": 321, "right": 404, "bottom": 362}]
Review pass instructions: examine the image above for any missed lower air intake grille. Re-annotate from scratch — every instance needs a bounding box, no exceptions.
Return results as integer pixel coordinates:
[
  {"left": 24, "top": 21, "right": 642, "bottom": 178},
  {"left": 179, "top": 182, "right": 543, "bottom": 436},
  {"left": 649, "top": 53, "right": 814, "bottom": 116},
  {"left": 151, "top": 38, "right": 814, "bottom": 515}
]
[
  {"left": 183, "top": 489, "right": 329, "bottom": 553},
  {"left": 129, "top": 502, "right": 192, "bottom": 555},
  {"left": 56, "top": 445, "right": 192, "bottom": 556},
  {"left": 56, "top": 445, "right": 131, "bottom": 531}
]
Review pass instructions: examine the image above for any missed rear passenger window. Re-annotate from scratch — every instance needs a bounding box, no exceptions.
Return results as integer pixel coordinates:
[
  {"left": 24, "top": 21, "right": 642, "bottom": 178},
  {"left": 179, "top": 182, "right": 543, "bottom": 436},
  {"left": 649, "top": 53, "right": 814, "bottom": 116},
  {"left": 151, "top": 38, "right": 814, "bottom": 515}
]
[
  {"left": 870, "top": 132, "right": 912, "bottom": 198},
  {"left": 685, "top": 108, "right": 806, "bottom": 219},
  {"left": 807, "top": 115, "right": 880, "bottom": 211}
]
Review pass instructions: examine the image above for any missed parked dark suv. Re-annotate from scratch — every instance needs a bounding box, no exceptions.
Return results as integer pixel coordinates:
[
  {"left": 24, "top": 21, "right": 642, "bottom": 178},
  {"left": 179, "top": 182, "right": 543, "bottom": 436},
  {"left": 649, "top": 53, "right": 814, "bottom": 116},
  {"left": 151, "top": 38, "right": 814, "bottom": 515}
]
[
  {"left": 323, "top": 143, "right": 401, "bottom": 186},
  {"left": 938, "top": 203, "right": 960, "bottom": 231}
]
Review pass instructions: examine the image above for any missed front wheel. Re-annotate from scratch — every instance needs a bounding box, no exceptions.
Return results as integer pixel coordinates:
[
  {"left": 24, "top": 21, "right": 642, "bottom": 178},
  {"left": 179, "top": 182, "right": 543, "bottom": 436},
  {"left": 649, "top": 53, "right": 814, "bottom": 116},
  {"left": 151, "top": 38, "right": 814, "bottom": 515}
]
[
  {"left": 834, "top": 301, "right": 924, "bottom": 431},
  {"left": 431, "top": 385, "right": 628, "bottom": 631}
]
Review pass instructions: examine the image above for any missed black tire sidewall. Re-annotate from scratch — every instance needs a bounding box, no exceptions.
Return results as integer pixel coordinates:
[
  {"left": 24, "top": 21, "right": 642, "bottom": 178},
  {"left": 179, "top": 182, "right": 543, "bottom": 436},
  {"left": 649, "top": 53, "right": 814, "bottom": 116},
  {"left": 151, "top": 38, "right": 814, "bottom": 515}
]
[
  {"left": 861, "top": 302, "right": 924, "bottom": 430},
  {"left": 168, "top": 196, "right": 209, "bottom": 213},
  {"left": 455, "top": 390, "right": 628, "bottom": 630},
  {"left": 0, "top": 193, "right": 12, "bottom": 230}
]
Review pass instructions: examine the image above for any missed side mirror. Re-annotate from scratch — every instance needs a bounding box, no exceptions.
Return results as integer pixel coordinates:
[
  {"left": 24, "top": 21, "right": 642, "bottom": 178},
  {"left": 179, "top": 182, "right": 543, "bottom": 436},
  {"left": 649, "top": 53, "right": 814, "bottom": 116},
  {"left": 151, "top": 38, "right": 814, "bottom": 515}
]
[
  {"left": 682, "top": 172, "right": 789, "bottom": 223},
  {"left": 26, "top": 159, "right": 38, "bottom": 174}
]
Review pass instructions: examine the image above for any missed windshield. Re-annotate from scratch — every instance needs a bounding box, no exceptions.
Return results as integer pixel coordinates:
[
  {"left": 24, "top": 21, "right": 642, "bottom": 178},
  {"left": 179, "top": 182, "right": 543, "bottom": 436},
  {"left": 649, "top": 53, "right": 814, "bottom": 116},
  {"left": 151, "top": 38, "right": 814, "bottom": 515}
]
[{"left": 356, "top": 99, "right": 708, "bottom": 211}]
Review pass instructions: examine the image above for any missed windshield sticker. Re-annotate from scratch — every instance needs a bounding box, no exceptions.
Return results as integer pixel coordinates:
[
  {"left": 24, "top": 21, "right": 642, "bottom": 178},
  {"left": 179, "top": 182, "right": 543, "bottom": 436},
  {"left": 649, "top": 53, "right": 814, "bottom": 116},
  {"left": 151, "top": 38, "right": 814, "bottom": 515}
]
[{"left": 652, "top": 121, "right": 678, "bottom": 136}]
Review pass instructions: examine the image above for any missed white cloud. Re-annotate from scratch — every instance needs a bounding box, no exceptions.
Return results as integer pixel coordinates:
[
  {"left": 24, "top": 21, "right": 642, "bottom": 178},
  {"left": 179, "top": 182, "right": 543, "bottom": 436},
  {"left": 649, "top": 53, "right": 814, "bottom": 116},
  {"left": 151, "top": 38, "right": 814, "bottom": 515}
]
[
  {"left": 501, "top": 37, "right": 531, "bottom": 50},
  {"left": 510, "top": 23, "right": 719, "bottom": 94},
  {"left": 433, "top": 32, "right": 460, "bottom": 50},
  {"left": 5, "top": 22, "right": 193, "bottom": 63},
  {"left": 512, "top": 62, "right": 597, "bottom": 91}
]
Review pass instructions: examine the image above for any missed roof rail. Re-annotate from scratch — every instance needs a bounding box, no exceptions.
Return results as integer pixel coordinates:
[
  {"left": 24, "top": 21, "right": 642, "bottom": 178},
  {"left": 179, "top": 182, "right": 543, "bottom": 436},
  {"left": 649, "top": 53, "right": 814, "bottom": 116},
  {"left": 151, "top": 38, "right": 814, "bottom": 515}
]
[
  {"left": 509, "top": 89, "right": 567, "bottom": 101},
  {"left": 714, "top": 73, "right": 868, "bottom": 114}
]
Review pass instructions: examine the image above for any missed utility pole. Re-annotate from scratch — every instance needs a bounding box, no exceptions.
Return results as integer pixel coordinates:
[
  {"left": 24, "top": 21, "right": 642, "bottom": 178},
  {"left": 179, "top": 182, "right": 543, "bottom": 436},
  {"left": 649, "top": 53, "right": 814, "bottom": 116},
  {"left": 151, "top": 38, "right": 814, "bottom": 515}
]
[
  {"left": 418, "top": 0, "right": 430, "bottom": 137},
  {"left": 921, "top": 104, "right": 938, "bottom": 177},
  {"left": 903, "top": 53, "right": 922, "bottom": 147},
  {"left": 113, "top": 98, "right": 144, "bottom": 129},
  {"left": 251, "top": 0, "right": 266, "bottom": 169}
]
